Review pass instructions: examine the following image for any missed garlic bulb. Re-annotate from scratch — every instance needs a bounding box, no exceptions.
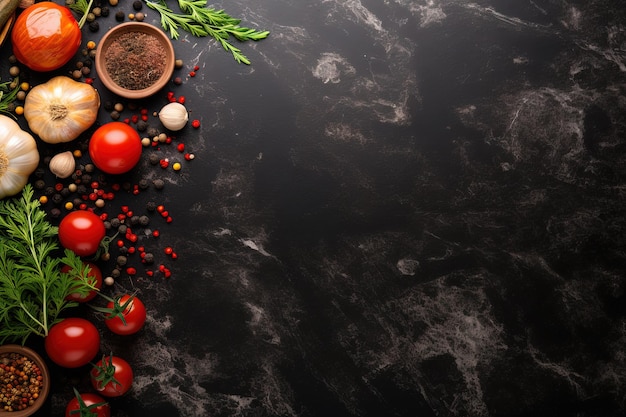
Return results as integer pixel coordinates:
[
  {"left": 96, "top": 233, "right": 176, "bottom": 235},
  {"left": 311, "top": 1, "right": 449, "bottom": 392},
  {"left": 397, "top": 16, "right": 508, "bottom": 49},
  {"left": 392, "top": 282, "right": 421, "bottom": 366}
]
[
  {"left": 49, "top": 151, "right": 75, "bottom": 179},
  {"left": 158, "top": 102, "right": 188, "bottom": 131},
  {"left": 24, "top": 76, "right": 100, "bottom": 144},
  {"left": 0, "top": 114, "right": 39, "bottom": 199}
]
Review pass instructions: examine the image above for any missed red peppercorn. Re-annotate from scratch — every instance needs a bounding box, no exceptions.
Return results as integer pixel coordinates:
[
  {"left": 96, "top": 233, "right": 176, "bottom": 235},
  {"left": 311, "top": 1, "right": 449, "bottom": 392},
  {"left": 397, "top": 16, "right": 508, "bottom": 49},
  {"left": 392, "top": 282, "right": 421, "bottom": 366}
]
[
  {"left": 166, "top": 216, "right": 173, "bottom": 223},
  {"left": 156, "top": 205, "right": 165, "bottom": 213},
  {"left": 131, "top": 115, "right": 139, "bottom": 124},
  {"left": 189, "top": 71, "right": 196, "bottom": 77},
  {"left": 126, "top": 267, "right": 137, "bottom": 275},
  {"left": 146, "top": 270, "right": 154, "bottom": 277},
  {"left": 127, "top": 246, "right": 136, "bottom": 254},
  {"left": 164, "top": 246, "right": 173, "bottom": 255},
  {"left": 177, "top": 143, "right": 185, "bottom": 152},
  {"left": 194, "top": 65, "right": 200, "bottom": 71},
  {"left": 85, "top": 77, "right": 94, "bottom": 85},
  {"left": 178, "top": 96, "right": 186, "bottom": 104},
  {"left": 191, "top": 119, "right": 200, "bottom": 129},
  {"left": 152, "top": 230, "right": 160, "bottom": 238}
]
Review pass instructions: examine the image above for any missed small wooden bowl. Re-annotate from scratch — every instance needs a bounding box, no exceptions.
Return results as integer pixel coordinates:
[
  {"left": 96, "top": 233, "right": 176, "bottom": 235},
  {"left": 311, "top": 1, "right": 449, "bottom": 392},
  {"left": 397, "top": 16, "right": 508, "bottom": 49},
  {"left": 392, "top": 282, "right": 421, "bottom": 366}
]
[
  {"left": 95, "top": 22, "right": 175, "bottom": 99},
  {"left": 0, "top": 344, "right": 50, "bottom": 416}
]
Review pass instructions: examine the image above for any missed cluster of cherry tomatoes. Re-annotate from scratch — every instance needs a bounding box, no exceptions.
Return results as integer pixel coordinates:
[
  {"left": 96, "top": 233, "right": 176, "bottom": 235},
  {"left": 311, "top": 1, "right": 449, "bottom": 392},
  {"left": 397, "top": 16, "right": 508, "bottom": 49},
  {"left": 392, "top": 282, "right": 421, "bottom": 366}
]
[{"left": 47, "top": 260, "right": 147, "bottom": 416}]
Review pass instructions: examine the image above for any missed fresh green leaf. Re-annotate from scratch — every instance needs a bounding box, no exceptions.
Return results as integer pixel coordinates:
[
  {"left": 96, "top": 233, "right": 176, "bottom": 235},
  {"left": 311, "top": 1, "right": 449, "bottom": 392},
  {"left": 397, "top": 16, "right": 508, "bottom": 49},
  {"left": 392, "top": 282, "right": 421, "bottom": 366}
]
[
  {"left": 143, "top": 0, "right": 269, "bottom": 64},
  {"left": 0, "top": 185, "right": 99, "bottom": 344}
]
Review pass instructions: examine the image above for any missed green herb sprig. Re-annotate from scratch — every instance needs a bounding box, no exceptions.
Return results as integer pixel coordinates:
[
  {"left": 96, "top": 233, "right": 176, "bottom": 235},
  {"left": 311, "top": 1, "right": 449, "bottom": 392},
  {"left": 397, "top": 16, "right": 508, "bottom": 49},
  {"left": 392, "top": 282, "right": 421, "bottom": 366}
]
[
  {"left": 0, "top": 185, "right": 98, "bottom": 344},
  {"left": 0, "top": 77, "right": 20, "bottom": 117},
  {"left": 144, "top": 0, "right": 270, "bottom": 65}
]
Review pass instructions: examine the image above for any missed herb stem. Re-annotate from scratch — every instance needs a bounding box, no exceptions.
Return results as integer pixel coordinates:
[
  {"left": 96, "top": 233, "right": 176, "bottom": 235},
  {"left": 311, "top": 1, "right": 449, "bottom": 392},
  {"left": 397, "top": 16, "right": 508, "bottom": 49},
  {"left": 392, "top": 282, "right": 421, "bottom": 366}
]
[{"left": 143, "top": 0, "right": 269, "bottom": 65}]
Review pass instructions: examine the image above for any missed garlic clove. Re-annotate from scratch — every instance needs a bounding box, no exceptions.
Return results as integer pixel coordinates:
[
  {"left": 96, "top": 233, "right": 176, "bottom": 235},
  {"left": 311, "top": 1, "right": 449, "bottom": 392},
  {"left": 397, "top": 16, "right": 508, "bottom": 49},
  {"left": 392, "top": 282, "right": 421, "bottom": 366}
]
[
  {"left": 49, "top": 151, "right": 75, "bottom": 179},
  {"left": 158, "top": 102, "right": 188, "bottom": 131}
]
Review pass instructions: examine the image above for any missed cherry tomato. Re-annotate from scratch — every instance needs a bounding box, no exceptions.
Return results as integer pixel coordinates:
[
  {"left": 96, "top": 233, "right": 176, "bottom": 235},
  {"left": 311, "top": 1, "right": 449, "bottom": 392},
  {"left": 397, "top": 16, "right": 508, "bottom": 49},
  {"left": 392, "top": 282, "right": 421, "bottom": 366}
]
[
  {"left": 62, "top": 261, "right": 103, "bottom": 303},
  {"left": 104, "top": 294, "right": 146, "bottom": 335},
  {"left": 45, "top": 318, "right": 101, "bottom": 368},
  {"left": 11, "top": 2, "right": 81, "bottom": 72},
  {"left": 65, "top": 391, "right": 110, "bottom": 417},
  {"left": 59, "top": 211, "right": 106, "bottom": 257},
  {"left": 89, "top": 122, "right": 142, "bottom": 174},
  {"left": 90, "top": 355, "right": 133, "bottom": 397}
]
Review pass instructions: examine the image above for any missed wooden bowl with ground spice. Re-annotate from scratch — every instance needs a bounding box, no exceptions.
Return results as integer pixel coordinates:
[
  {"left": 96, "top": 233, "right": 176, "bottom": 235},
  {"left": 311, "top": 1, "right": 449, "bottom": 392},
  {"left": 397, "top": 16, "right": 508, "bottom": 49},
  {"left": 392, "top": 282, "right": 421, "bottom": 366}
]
[
  {"left": 0, "top": 344, "right": 50, "bottom": 416},
  {"left": 95, "top": 22, "right": 175, "bottom": 100}
]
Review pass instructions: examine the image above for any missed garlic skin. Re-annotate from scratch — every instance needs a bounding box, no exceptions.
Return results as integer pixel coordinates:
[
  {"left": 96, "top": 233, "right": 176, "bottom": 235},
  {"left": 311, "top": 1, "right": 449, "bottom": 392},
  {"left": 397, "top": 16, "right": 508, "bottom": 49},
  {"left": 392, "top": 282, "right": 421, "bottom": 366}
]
[
  {"left": 158, "top": 102, "right": 188, "bottom": 131},
  {"left": 0, "top": 115, "right": 39, "bottom": 199},
  {"left": 24, "top": 76, "right": 100, "bottom": 144},
  {"left": 49, "top": 151, "right": 75, "bottom": 179}
]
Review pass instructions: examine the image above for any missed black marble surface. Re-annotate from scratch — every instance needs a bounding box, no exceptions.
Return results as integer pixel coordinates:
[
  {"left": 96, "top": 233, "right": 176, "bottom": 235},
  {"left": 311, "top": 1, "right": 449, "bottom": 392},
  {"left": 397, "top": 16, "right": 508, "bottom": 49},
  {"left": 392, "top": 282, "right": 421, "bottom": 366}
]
[{"left": 3, "top": 0, "right": 626, "bottom": 416}]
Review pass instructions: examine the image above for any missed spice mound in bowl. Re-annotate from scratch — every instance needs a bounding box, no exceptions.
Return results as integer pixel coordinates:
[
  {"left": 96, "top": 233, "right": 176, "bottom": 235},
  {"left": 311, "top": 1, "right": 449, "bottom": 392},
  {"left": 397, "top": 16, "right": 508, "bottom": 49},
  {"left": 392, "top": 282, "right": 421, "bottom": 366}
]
[
  {"left": 0, "top": 344, "right": 50, "bottom": 416},
  {"left": 95, "top": 22, "right": 175, "bottom": 100}
]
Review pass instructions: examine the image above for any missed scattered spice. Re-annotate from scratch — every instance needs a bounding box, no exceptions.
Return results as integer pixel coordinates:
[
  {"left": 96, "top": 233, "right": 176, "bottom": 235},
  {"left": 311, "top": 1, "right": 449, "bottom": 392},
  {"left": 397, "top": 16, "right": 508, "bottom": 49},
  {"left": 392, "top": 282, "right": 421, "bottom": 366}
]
[
  {"left": 0, "top": 352, "right": 43, "bottom": 412},
  {"left": 104, "top": 31, "right": 167, "bottom": 90}
]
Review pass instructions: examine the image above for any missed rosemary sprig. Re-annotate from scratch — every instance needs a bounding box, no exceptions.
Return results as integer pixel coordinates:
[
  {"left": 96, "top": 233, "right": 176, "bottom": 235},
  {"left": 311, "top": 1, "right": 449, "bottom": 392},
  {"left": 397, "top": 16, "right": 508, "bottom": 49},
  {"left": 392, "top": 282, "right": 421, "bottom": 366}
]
[
  {"left": 0, "top": 77, "right": 20, "bottom": 118},
  {"left": 0, "top": 185, "right": 98, "bottom": 344},
  {"left": 144, "top": 0, "right": 270, "bottom": 65}
]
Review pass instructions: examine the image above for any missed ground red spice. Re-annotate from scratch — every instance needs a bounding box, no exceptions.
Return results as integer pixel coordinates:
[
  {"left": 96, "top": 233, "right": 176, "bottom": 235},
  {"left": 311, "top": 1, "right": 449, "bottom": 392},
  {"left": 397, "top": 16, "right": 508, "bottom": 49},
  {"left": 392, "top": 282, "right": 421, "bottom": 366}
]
[{"left": 104, "top": 31, "right": 167, "bottom": 90}]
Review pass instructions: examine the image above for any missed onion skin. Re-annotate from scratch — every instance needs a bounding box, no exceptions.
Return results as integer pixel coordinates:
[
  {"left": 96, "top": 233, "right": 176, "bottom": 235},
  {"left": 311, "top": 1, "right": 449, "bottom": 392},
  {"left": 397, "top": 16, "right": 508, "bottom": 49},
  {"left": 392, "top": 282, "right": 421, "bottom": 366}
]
[{"left": 11, "top": 2, "right": 81, "bottom": 72}]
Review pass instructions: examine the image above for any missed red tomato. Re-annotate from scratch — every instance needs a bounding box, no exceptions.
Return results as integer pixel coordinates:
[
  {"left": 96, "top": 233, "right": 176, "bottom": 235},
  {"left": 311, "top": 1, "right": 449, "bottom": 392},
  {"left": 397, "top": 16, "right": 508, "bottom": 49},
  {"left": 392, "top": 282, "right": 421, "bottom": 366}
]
[
  {"left": 11, "top": 2, "right": 81, "bottom": 72},
  {"left": 45, "top": 318, "right": 101, "bottom": 368},
  {"left": 89, "top": 122, "right": 142, "bottom": 174},
  {"left": 62, "top": 261, "right": 103, "bottom": 303},
  {"left": 90, "top": 355, "right": 133, "bottom": 397},
  {"left": 65, "top": 392, "right": 110, "bottom": 417},
  {"left": 104, "top": 294, "right": 146, "bottom": 335},
  {"left": 59, "top": 210, "right": 106, "bottom": 257}
]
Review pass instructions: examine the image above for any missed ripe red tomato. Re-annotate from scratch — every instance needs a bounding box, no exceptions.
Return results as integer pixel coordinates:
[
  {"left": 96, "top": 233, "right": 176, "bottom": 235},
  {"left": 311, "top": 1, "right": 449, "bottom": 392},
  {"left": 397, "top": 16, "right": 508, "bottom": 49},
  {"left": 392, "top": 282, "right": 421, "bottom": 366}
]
[
  {"left": 62, "top": 261, "right": 103, "bottom": 303},
  {"left": 104, "top": 294, "right": 146, "bottom": 335},
  {"left": 90, "top": 355, "right": 133, "bottom": 397},
  {"left": 58, "top": 210, "right": 106, "bottom": 257},
  {"left": 88, "top": 122, "right": 142, "bottom": 174},
  {"left": 11, "top": 2, "right": 82, "bottom": 72},
  {"left": 65, "top": 392, "right": 110, "bottom": 417},
  {"left": 45, "top": 318, "right": 101, "bottom": 368}
]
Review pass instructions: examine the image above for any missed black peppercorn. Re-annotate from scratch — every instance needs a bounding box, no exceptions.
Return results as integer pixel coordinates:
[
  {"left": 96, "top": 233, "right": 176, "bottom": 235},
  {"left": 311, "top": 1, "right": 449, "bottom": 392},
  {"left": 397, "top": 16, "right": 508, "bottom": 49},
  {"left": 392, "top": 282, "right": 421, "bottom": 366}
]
[
  {"left": 50, "top": 208, "right": 61, "bottom": 218},
  {"left": 115, "top": 11, "right": 125, "bottom": 21},
  {"left": 139, "top": 215, "right": 150, "bottom": 226},
  {"left": 148, "top": 153, "right": 159, "bottom": 165},
  {"left": 51, "top": 194, "right": 63, "bottom": 204},
  {"left": 34, "top": 179, "right": 46, "bottom": 189},
  {"left": 132, "top": 0, "right": 142, "bottom": 10},
  {"left": 136, "top": 120, "right": 148, "bottom": 131},
  {"left": 116, "top": 255, "right": 127, "bottom": 266},
  {"left": 143, "top": 252, "right": 154, "bottom": 264},
  {"left": 89, "top": 21, "right": 99, "bottom": 32},
  {"left": 146, "top": 201, "right": 157, "bottom": 211},
  {"left": 138, "top": 179, "right": 149, "bottom": 189},
  {"left": 153, "top": 179, "right": 165, "bottom": 190},
  {"left": 101, "top": 6, "right": 109, "bottom": 17},
  {"left": 110, "top": 218, "right": 121, "bottom": 228}
]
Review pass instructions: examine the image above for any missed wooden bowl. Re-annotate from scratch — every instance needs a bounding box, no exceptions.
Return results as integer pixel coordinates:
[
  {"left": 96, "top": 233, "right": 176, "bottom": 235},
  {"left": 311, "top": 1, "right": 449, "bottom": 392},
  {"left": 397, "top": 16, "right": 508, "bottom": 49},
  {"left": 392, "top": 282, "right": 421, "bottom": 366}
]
[
  {"left": 95, "top": 22, "right": 175, "bottom": 99},
  {"left": 0, "top": 344, "right": 50, "bottom": 416}
]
